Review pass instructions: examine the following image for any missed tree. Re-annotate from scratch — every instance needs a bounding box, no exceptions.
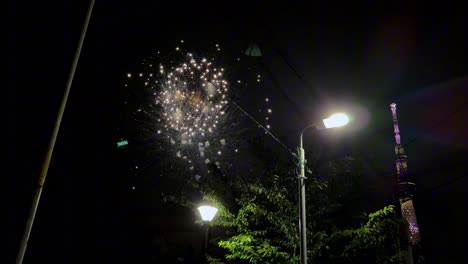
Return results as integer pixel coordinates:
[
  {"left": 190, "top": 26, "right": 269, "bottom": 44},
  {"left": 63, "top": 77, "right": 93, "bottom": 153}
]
[
  {"left": 325, "top": 205, "right": 403, "bottom": 263},
  {"left": 192, "top": 155, "right": 403, "bottom": 263},
  {"left": 209, "top": 175, "right": 299, "bottom": 264}
]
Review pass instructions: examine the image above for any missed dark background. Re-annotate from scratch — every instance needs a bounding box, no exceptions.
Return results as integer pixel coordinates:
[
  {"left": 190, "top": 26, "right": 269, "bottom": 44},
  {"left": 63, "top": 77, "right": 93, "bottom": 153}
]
[{"left": 6, "top": 1, "right": 467, "bottom": 263}]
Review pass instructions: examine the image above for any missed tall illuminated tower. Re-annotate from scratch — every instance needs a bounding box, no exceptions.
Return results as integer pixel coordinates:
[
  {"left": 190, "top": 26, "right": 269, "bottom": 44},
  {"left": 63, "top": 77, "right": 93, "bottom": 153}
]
[{"left": 390, "top": 103, "right": 422, "bottom": 263}]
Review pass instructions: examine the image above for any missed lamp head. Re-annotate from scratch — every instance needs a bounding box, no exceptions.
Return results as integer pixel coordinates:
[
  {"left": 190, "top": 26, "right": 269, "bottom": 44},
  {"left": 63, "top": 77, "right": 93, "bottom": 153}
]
[
  {"left": 322, "top": 113, "right": 349, "bottom": 128},
  {"left": 197, "top": 205, "right": 218, "bottom": 222}
]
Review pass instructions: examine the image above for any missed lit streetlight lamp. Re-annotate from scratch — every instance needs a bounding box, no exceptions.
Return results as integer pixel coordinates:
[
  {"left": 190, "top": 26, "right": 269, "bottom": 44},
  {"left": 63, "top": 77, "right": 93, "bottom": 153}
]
[
  {"left": 298, "top": 113, "right": 349, "bottom": 264},
  {"left": 197, "top": 205, "right": 218, "bottom": 263},
  {"left": 322, "top": 113, "right": 350, "bottom": 129},
  {"left": 198, "top": 205, "right": 218, "bottom": 222}
]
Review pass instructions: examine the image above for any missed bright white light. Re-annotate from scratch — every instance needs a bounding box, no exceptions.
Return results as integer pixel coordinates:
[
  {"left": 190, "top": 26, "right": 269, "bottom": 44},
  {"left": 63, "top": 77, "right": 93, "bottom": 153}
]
[
  {"left": 323, "top": 113, "right": 349, "bottom": 128},
  {"left": 197, "top": 205, "right": 218, "bottom": 221}
]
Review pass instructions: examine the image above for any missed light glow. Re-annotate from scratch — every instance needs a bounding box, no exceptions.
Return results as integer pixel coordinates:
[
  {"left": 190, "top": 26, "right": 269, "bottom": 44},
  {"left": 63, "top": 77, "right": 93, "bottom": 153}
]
[
  {"left": 323, "top": 113, "right": 349, "bottom": 128},
  {"left": 197, "top": 205, "right": 218, "bottom": 221}
]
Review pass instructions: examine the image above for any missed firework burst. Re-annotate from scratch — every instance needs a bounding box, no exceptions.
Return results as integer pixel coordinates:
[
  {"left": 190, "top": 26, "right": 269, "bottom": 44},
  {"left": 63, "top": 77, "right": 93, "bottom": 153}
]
[
  {"left": 156, "top": 53, "right": 229, "bottom": 144},
  {"left": 127, "top": 44, "right": 236, "bottom": 174}
]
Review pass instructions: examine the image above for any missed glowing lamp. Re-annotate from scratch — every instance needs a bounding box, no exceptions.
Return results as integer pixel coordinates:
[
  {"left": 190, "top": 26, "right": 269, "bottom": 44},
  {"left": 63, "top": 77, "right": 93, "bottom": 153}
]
[
  {"left": 197, "top": 205, "right": 218, "bottom": 222},
  {"left": 323, "top": 113, "right": 349, "bottom": 128}
]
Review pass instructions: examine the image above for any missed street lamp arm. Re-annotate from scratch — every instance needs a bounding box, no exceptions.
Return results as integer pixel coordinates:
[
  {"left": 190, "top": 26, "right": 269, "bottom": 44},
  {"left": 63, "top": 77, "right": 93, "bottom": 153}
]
[
  {"left": 300, "top": 124, "right": 317, "bottom": 138},
  {"left": 300, "top": 123, "right": 319, "bottom": 149}
]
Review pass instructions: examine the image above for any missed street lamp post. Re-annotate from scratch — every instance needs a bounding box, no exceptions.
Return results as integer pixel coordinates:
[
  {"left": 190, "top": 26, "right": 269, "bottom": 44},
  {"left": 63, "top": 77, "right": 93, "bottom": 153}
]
[
  {"left": 298, "top": 113, "right": 349, "bottom": 264},
  {"left": 197, "top": 205, "right": 218, "bottom": 263}
]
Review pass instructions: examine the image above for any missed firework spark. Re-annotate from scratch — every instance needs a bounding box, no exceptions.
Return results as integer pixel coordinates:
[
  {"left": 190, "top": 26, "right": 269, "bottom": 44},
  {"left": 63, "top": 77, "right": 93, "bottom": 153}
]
[
  {"left": 122, "top": 42, "right": 279, "bottom": 182},
  {"left": 127, "top": 46, "right": 235, "bottom": 172},
  {"left": 155, "top": 54, "right": 229, "bottom": 143}
]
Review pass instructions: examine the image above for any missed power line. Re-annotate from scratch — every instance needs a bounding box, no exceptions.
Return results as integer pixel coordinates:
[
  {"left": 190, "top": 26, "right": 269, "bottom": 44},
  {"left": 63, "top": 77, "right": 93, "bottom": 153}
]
[
  {"left": 422, "top": 174, "right": 466, "bottom": 194},
  {"left": 241, "top": 41, "right": 355, "bottom": 172},
  {"left": 399, "top": 100, "right": 468, "bottom": 149},
  {"left": 258, "top": 21, "right": 324, "bottom": 104},
  {"left": 240, "top": 41, "right": 309, "bottom": 124},
  {"left": 257, "top": 59, "right": 309, "bottom": 124},
  {"left": 232, "top": 102, "right": 294, "bottom": 155}
]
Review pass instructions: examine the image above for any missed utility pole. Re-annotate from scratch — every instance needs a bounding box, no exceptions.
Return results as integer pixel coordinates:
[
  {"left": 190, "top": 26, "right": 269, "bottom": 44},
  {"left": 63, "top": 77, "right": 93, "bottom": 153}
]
[
  {"left": 16, "top": 1, "right": 95, "bottom": 263},
  {"left": 299, "top": 133, "right": 307, "bottom": 264}
]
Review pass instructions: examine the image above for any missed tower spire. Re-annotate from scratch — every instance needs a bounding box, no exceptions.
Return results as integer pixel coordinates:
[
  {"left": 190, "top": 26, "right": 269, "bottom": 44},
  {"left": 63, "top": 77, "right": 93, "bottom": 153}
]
[
  {"left": 390, "top": 103, "right": 401, "bottom": 145},
  {"left": 390, "top": 103, "right": 423, "bottom": 263}
]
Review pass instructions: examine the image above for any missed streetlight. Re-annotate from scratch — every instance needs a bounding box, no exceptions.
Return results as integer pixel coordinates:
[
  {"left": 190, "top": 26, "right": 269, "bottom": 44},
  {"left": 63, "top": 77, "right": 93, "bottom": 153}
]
[
  {"left": 197, "top": 205, "right": 218, "bottom": 263},
  {"left": 298, "top": 113, "right": 349, "bottom": 264}
]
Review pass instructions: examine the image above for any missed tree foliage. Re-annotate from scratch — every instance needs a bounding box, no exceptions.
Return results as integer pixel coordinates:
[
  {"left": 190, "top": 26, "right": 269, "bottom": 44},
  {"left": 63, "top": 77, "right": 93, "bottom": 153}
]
[
  {"left": 214, "top": 179, "right": 299, "bottom": 264},
  {"left": 192, "top": 155, "right": 404, "bottom": 263},
  {"left": 158, "top": 133, "right": 404, "bottom": 263},
  {"left": 325, "top": 205, "right": 403, "bottom": 263}
]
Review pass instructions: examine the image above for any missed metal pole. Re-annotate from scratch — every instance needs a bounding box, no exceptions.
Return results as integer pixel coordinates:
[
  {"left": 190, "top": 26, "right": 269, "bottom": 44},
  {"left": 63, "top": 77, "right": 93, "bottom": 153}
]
[
  {"left": 205, "top": 224, "right": 209, "bottom": 254},
  {"left": 16, "top": 1, "right": 95, "bottom": 263},
  {"left": 203, "top": 223, "right": 209, "bottom": 263},
  {"left": 299, "top": 134, "right": 307, "bottom": 264}
]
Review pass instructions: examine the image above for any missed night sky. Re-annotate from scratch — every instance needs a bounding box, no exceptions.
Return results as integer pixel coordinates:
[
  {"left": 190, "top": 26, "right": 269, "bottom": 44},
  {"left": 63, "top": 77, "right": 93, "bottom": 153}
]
[{"left": 6, "top": 1, "right": 467, "bottom": 263}]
